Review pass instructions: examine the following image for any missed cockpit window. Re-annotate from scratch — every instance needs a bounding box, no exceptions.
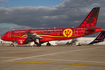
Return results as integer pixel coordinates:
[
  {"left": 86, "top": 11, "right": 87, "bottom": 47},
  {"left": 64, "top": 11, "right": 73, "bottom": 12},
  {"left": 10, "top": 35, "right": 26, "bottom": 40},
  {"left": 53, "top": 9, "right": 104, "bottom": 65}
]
[
  {"left": 3, "top": 32, "right": 9, "bottom": 35},
  {"left": 3, "top": 33, "right": 7, "bottom": 35}
]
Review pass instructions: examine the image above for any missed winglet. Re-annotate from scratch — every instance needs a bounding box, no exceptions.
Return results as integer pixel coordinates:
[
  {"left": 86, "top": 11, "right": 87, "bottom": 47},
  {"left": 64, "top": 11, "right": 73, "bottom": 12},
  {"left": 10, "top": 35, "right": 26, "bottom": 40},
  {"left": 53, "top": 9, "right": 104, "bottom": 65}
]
[{"left": 89, "top": 31, "right": 105, "bottom": 45}]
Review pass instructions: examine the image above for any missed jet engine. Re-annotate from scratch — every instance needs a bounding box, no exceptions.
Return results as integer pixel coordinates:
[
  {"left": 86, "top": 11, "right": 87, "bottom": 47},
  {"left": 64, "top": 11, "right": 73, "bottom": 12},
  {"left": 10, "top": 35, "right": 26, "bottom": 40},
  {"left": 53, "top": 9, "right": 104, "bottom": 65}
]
[{"left": 17, "top": 38, "right": 27, "bottom": 45}]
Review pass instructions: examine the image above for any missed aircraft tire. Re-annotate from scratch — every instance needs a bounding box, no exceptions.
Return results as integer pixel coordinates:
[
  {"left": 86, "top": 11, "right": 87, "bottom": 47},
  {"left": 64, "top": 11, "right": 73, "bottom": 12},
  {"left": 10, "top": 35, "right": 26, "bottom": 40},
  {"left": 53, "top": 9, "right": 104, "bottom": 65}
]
[
  {"left": 10, "top": 44, "right": 14, "bottom": 47},
  {"left": 36, "top": 43, "right": 41, "bottom": 47},
  {"left": 46, "top": 42, "right": 51, "bottom": 46}
]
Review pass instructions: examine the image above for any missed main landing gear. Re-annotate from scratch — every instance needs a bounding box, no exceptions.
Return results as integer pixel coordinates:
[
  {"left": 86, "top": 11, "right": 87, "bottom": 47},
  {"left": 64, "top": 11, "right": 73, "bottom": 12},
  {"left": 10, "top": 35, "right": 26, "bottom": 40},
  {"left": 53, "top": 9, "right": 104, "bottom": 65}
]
[
  {"left": 46, "top": 42, "right": 51, "bottom": 46},
  {"left": 35, "top": 39, "right": 41, "bottom": 47},
  {"left": 36, "top": 43, "right": 41, "bottom": 47},
  {"left": 36, "top": 42, "right": 51, "bottom": 47}
]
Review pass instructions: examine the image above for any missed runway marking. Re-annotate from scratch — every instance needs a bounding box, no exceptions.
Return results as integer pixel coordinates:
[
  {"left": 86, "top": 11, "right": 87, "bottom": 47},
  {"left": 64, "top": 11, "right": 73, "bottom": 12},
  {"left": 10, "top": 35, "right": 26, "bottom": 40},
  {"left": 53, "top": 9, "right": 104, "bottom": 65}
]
[
  {"left": 2, "top": 57, "right": 105, "bottom": 64},
  {"left": 6, "top": 47, "right": 102, "bottom": 61},
  {"left": 29, "top": 58, "right": 105, "bottom": 64},
  {"left": 0, "top": 61, "right": 105, "bottom": 67}
]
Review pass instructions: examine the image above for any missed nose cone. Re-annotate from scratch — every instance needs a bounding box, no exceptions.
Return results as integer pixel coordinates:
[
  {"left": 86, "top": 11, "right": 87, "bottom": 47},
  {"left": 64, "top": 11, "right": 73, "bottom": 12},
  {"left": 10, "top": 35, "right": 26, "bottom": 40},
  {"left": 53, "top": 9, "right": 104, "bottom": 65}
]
[
  {"left": 1, "top": 35, "right": 4, "bottom": 40},
  {"left": 1, "top": 35, "right": 7, "bottom": 41}
]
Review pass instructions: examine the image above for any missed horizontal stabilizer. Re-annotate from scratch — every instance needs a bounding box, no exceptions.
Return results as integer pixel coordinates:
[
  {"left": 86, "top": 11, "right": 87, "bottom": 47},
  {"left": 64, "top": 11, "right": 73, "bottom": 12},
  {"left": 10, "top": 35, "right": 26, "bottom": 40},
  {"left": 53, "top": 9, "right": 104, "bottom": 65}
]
[{"left": 85, "top": 28, "right": 96, "bottom": 34}]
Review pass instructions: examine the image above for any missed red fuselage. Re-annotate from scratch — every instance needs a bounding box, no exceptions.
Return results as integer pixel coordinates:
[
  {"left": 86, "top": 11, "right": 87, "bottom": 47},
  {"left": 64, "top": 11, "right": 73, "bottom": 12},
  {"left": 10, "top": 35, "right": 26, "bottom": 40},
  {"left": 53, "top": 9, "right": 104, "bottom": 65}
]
[{"left": 1, "top": 27, "right": 102, "bottom": 42}]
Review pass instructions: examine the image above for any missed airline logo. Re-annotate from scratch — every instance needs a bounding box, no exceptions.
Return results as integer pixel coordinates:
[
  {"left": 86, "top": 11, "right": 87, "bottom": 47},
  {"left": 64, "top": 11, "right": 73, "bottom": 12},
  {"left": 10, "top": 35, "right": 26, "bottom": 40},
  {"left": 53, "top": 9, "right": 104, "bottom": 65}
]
[
  {"left": 63, "top": 28, "right": 73, "bottom": 37},
  {"left": 19, "top": 40, "right": 24, "bottom": 44},
  {"left": 97, "top": 34, "right": 104, "bottom": 39},
  {"left": 20, "top": 41, "right": 23, "bottom": 44}
]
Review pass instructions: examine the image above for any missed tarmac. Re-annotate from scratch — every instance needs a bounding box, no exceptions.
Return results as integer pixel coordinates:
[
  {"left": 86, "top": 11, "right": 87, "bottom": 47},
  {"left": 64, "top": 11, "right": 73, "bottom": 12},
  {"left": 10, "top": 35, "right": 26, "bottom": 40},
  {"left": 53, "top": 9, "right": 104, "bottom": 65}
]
[{"left": 0, "top": 45, "right": 105, "bottom": 70}]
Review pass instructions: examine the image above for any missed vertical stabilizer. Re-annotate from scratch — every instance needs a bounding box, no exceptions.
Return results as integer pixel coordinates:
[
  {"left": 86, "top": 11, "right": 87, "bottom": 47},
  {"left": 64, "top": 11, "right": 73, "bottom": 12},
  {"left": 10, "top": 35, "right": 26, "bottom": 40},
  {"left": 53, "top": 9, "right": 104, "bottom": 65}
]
[
  {"left": 77, "top": 7, "right": 100, "bottom": 29},
  {"left": 89, "top": 31, "right": 105, "bottom": 45}
]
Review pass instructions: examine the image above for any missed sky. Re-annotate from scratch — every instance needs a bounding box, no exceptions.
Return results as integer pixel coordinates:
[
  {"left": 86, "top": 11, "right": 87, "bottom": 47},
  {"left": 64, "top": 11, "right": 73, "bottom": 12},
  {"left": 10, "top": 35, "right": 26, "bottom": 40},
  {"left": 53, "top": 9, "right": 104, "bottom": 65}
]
[
  {"left": 0, "top": 0, "right": 105, "bottom": 37},
  {"left": 0, "top": 0, "right": 65, "bottom": 8}
]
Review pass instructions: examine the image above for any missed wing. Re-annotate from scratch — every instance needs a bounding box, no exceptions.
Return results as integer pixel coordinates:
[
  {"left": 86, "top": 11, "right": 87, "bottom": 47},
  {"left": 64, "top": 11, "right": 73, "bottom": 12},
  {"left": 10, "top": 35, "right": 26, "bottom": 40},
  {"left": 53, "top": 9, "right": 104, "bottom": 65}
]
[{"left": 25, "top": 31, "right": 43, "bottom": 43}]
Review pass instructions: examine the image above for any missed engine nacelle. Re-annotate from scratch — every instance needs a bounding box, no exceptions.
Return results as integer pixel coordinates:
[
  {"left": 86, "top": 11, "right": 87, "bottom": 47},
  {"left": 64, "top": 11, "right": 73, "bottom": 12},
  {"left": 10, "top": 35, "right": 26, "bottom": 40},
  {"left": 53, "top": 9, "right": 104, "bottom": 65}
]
[{"left": 17, "top": 38, "right": 27, "bottom": 45}]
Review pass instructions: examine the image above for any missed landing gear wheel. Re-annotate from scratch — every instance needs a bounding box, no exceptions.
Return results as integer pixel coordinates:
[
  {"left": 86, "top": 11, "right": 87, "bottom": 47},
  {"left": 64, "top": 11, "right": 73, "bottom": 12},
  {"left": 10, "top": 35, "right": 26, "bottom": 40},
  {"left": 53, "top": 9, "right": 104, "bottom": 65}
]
[
  {"left": 10, "top": 44, "right": 14, "bottom": 47},
  {"left": 36, "top": 43, "right": 41, "bottom": 47},
  {"left": 46, "top": 42, "right": 51, "bottom": 46}
]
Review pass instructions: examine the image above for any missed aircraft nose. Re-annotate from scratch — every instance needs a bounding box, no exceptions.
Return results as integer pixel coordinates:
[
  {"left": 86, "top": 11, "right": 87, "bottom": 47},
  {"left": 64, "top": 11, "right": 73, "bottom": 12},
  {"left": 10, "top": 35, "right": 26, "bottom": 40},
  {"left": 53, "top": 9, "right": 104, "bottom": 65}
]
[{"left": 1, "top": 35, "right": 4, "bottom": 40}]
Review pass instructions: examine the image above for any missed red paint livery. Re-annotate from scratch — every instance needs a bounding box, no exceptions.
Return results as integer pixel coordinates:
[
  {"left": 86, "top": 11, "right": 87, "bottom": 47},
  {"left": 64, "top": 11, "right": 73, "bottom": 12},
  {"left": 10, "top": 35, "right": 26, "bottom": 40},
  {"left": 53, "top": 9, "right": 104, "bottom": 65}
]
[{"left": 1, "top": 7, "right": 103, "bottom": 46}]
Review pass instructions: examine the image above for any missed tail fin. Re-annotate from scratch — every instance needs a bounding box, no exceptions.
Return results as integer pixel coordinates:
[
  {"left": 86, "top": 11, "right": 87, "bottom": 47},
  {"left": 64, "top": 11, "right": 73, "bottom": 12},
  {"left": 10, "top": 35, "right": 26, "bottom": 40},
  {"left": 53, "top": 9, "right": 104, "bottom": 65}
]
[
  {"left": 77, "top": 7, "right": 100, "bottom": 29},
  {"left": 89, "top": 31, "right": 105, "bottom": 45}
]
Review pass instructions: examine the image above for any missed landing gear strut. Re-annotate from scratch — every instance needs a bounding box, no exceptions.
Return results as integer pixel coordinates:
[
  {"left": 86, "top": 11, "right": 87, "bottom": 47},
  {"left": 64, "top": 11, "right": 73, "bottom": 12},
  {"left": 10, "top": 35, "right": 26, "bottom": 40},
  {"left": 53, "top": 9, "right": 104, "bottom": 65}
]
[{"left": 35, "top": 39, "right": 41, "bottom": 47}]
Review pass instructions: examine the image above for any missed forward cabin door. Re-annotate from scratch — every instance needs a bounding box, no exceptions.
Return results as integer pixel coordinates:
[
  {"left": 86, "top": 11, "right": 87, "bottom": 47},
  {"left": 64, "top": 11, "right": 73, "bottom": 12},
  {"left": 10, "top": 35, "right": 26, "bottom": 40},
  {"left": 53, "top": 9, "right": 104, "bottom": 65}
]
[{"left": 8, "top": 31, "right": 11, "bottom": 38}]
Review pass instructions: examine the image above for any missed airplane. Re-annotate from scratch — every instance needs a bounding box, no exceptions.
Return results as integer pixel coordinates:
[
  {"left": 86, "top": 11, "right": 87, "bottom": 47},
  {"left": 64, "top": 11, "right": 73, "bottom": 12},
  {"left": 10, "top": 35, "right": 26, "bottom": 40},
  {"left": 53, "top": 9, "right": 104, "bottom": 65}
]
[
  {"left": 55, "top": 30, "right": 105, "bottom": 46},
  {"left": 1, "top": 7, "right": 103, "bottom": 47},
  {"left": 71, "top": 31, "right": 105, "bottom": 46},
  {"left": 89, "top": 31, "right": 105, "bottom": 45}
]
